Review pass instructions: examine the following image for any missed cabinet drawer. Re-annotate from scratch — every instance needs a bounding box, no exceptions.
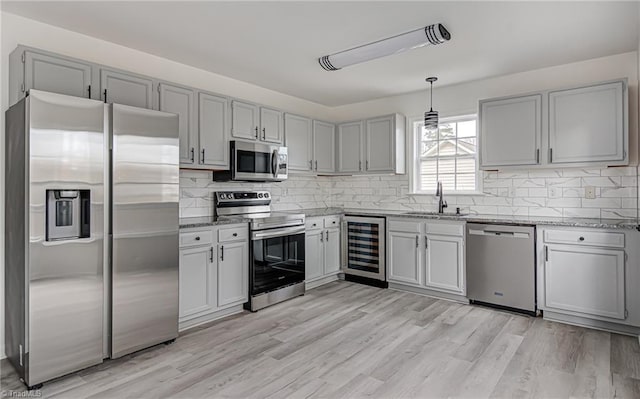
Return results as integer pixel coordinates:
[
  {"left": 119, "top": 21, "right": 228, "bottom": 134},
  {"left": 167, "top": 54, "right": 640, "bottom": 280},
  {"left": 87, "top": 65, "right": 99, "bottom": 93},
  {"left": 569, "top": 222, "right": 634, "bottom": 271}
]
[
  {"left": 544, "top": 229, "right": 624, "bottom": 248},
  {"left": 180, "top": 230, "right": 214, "bottom": 248},
  {"left": 324, "top": 216, "right": 341, "bottom": 228},
  {"left": 218, "top": 225, "right": 248, "bottom": 243},
  {"left": 306, "top": 217, "right": 323, "bottom": 231},
  {"left": 426, "top": 222, "right": 464, "bottom": 237},
  {"left": 388, "top": 219, "right": 421, "bottom": 233}
]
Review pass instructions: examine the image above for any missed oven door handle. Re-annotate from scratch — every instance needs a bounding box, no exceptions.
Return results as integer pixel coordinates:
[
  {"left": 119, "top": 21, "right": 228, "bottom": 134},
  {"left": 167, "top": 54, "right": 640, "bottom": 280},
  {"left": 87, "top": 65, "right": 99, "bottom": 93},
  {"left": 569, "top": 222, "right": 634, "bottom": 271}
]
[
  {"left": 252, "top": 225, "right": 304, "bottom": 240},
  {"left": 272, "top": 148, "right": 279, "bottom": 179}
]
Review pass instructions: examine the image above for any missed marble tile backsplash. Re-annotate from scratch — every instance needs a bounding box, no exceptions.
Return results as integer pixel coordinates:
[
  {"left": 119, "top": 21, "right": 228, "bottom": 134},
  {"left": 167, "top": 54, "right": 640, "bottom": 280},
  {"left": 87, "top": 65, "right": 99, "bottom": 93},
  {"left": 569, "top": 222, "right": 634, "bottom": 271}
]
[{"left": 180, "top": 166, "right": 639, "bottom": 220}]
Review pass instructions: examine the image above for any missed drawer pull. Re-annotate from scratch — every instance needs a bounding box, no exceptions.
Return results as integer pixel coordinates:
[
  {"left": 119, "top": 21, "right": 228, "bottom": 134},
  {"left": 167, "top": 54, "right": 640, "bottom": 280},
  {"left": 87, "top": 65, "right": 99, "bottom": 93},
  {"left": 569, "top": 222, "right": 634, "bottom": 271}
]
[
  {"left": 195, "top": 236, "right": 201, "bottom": 241},
  {"left": 312, "top": 223, "right": 317, "bottom": 227},
  {"left": 233, "top": 233, "right": 238, "bottom": 237},
  {"left": 579, "top": 237, "right": 585, "bottom": 241}
]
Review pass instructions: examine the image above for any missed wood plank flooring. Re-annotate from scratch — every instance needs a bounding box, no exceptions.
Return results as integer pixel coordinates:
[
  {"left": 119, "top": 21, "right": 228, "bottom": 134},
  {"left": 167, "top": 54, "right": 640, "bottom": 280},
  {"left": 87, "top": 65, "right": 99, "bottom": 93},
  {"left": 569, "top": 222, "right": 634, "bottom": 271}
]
[{"left": 2, "top": 281, "right": 640, "bottom": 398}]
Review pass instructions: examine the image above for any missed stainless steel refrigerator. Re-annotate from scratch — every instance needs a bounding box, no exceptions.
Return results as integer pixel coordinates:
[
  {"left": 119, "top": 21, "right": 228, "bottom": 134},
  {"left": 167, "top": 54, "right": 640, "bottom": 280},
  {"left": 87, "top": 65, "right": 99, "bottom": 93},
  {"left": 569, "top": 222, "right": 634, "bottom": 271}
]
[{"left": 5, "top": 90, "right": 179, "bottom": 388}]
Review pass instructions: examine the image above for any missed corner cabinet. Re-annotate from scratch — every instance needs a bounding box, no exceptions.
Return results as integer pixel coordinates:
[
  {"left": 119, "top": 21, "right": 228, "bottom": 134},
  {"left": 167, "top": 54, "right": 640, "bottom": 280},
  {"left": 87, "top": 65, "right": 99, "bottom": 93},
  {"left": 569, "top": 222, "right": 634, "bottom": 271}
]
[
  {"left": 179, "top": 224, "right": 248, "bottom": 331},
  {"left": 20, "top": 50, "right": 94, "bottom": 101},
  {"left": 338, "top": 114, "right": 405, "bottom": 175},
  {"left": 313, "top": 120, "right": 336, "bottom": 173},
  {"left": 479, "top": 79, "right": 628, "bottom": 170},
  {"left": 537, "top": 226, "right": 640, "bottom": 335},
  {"left": 305, "top": 216, "right": 342, "bottom": 289},
  {"left": 387, "top": 218, "right": 466, "bottom": 302}
]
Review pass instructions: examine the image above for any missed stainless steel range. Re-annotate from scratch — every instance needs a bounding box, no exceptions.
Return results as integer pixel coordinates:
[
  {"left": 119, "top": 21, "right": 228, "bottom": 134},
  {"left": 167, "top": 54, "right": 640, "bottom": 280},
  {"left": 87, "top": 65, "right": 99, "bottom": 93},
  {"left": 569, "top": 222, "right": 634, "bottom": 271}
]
[{"left": 214, "top": 191, "right": 305, "bottom": 311}]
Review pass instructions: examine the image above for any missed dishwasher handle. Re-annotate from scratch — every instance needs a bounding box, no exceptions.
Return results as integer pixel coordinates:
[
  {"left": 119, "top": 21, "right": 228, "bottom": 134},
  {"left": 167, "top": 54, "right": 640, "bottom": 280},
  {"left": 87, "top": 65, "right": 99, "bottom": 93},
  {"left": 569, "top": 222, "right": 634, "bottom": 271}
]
[{"left": 468, "top": 229, "right": 530, "bottom": 239}]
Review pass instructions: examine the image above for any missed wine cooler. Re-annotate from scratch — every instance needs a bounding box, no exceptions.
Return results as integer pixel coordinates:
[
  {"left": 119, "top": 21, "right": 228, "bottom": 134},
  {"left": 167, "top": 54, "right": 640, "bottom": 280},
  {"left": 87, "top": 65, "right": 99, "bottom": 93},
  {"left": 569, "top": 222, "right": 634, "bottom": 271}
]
[{"left": 342, "top": 216, "right": 386, "bottom": 286}]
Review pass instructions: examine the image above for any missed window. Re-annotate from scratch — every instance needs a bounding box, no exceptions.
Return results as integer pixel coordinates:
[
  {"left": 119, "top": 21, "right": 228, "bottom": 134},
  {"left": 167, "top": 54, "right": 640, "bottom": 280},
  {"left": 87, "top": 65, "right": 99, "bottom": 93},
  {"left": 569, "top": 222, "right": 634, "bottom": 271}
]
[{"left": 412, "top": 115, "right": 479, "bottom": 194}]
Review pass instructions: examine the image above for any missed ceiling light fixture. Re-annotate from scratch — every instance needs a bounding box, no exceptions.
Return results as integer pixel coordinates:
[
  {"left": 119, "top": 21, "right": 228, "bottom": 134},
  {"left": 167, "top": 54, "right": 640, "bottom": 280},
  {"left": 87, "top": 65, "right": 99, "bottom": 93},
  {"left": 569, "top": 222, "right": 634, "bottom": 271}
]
[
  {"left": 319, "top": 23, "right": 450, "bottom": 71},
  {"left": 425, "top": 77, "right": 439, "bottom": 130}
]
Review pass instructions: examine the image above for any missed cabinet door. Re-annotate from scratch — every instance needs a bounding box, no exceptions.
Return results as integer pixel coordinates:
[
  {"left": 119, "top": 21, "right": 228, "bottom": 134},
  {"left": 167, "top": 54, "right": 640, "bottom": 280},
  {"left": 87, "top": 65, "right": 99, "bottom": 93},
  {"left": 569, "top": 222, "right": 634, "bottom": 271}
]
[
  {"left": 480, "top": 95, "right": 541, "bottom": 168},
  {"left": 425, "top": 234, "right": 465, "bottom": 294},
  {"left": 365, "top": 116, "right": 394, "bottom": 173},
  {"left": 324, "top": 228, "right": 341, "bottom": 275},
  {"left": 179, "top": 246, "right": 216, "bottom": 317},
  {"left": 24, "top": 51, "right": 92, "bottom": 99},
  {"left": 159, "top": 83, "right": 196, "bottom": 165},
  {"left": 217, "top": 241, "right": 249, "bottom": 307},
  {"left": 305, "top": 230, "right": 324, "bottom": 281},
  {"left": 285, "top": 114, "right": 313, "bottom": 171},
  {"left": 199, "top": 93, "right": 229, "bottom": 168},
  {"left": 337, "top": 121, "right": 363, "bottom": 173},
  {"left": 314, "top": 121, "right": 336, "bottom": 173},
  {"left": 388, "top": 231, "right": 422, "bottom": 286},
  {"left": 260, "top": 107, "right": 284, "bottom": 144},
  {"left": 549, "top": 81, "right": 625, "bottom": 164},
  {"left": 231, "top": 100, "right": 259, "bottom": 140},
  {"left": 100, "top": 69, "right": 153, "bottom": 109},
  {"left": 544, "top": 244, "right": 625, "bottom": 320}
]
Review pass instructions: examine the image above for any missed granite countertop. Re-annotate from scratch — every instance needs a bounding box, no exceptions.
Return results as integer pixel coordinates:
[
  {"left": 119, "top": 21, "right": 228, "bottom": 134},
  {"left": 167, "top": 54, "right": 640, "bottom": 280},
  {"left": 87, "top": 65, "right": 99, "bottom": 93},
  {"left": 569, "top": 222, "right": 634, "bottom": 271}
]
[
  {"left": 284, "top": 207, "right": 640, "bottom": 230},
  {"left": 179, "top": 216, "right": 250, "bottom": 229}
]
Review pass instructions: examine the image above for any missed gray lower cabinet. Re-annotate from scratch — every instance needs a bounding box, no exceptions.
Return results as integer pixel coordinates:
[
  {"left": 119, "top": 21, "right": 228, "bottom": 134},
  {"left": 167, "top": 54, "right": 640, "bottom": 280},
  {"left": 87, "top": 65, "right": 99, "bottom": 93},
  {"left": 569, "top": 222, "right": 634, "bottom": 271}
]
[
  {"left": 305, "top": 216, "right": 341, "bottom": 288},
  {"left": 387, "top": 218, "right": 466, "bottom": 299},
  {"left": 199, "top": 93, "right": 230, "bottom": 168},
  {"left": 22, "top": 50, "right": 93, "bottom": 100},
  {"left": 479, "top": 94, "right": 542, "bottom": 168},
  {"left": 100, "top": 69, "right": 154, "bottom": 109},
  {"left": 285, "top": 113, "right": 313, "bottom": 172},
  {"left": 548, "top": 80, "right": 626, "bottom": 164},
  {"left": 231, "top": 100, "right": 259, "bottom": 140},
  {"left": 313, "top": 120, "right": 336, "bottom": 173},
  {"left": 179, "top": 224, "right": 248, "bottom": 331},
  {"left": 159, "top": 83, "right": 197, "bottom": 165}
]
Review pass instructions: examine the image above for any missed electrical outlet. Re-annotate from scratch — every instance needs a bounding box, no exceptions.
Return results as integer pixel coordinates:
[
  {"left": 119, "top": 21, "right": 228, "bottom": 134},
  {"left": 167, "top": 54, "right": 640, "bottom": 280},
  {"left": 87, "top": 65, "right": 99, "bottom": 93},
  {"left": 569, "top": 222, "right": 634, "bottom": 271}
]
[{"left": 585, "top": 186, "right": 596, "bottom": 199}]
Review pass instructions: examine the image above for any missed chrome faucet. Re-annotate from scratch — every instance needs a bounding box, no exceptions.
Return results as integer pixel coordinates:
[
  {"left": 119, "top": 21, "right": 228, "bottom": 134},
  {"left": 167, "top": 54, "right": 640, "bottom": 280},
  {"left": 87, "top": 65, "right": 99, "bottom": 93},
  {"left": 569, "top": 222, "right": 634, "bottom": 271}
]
[{"left": 436, "top": 181, "right": 448, "bottom": 214}]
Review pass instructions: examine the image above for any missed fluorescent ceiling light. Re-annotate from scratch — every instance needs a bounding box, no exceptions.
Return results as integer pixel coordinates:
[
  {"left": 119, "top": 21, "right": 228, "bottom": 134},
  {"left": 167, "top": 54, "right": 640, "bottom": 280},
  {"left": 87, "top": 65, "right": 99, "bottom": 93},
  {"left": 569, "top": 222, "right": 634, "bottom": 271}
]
[{"left": 319, "top": 24, "right": 451, "bottom": 71}]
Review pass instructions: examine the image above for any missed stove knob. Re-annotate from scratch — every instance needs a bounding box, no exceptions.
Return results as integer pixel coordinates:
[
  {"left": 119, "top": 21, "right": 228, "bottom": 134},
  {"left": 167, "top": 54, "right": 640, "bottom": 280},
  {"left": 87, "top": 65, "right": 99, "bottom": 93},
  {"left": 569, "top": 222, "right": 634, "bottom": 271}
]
[
  {"left": 264, "top": 193, "right": 269, "bottom": 198},
  {"left": 258, "top": 193, "right": 263, "bottom": 198}
]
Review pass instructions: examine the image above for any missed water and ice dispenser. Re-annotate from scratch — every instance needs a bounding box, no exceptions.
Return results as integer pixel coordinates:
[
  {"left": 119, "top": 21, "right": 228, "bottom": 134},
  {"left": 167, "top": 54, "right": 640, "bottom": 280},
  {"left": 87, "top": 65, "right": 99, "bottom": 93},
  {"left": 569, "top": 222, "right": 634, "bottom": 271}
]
[{"left": 46, "top": 189, "right": 90, "bottom": 241}]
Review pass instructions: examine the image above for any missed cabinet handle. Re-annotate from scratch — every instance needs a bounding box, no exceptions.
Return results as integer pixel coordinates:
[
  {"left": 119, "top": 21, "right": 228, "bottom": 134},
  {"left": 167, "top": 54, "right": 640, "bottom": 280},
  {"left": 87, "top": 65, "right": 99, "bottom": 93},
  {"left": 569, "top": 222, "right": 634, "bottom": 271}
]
[
  {"left": 262, "top": 127, "right": 266, "bottom": 140},
  {"left": 326, "top": 230, "right": 329, "bottom": 241},
  {"left": 579, "top": 236, "right": 585, "bottom": 241},
  {"left": 425, "top": 236, "right": 428, "bottom": 249},
  {"left": 201, "top": 149, "right": 205, "bottom": 163},
  {"left": 220, "top": 245, "right": 224, "bottom": 261},
  {"left": 359, "top": 161, "right": 362, "bottom": 171},
  {"left": 255, "top": 127, "right": 259, "bottom": 139},
  {"left": 309, "top": 160, "right": 313, "bottom": 170},
  {"left": 544, "top": 245, "right": 548, "bottom": 261},
  {"left": 190, "top": 148, "right": 195, "bottom": 163},
  {"left": 315, "top": 160, "right": 318, "bottom": 171},
  {"left": 416, "top": 235, "right": 419, "bottom": 247},
  {"left": 320, "top": 232, "right": 323, "bottom": 242},
  {"left": 536, "top": 149, "right": 540, "bottom": 164},
  {"left": 195, "top": 236, "right": 200, "bottom": 241},
  {"left": 88, "top": 85, "right": 91, "bottom": 99},
  {"left": 366, "top": 160, "right": 369, "bottom": 170},
  {"left": 549, "top": 148, "right": 553, "bottom": 163},
  {"left": 103, "top": 89, "right": 108, "bottom": 103},
  {"left": 233, "top": 233, "right": 238, "bottom": 237},
  {"left": 210, "top": 247, "right": 214, "bottom": 262}
]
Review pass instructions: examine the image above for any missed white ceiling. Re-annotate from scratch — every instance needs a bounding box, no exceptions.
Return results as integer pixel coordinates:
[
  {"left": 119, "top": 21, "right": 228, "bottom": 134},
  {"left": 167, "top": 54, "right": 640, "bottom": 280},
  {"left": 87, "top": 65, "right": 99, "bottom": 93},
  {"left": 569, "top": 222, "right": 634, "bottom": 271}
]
[{"left": 2, "top": 1, "right": 638, "bottom": 106}]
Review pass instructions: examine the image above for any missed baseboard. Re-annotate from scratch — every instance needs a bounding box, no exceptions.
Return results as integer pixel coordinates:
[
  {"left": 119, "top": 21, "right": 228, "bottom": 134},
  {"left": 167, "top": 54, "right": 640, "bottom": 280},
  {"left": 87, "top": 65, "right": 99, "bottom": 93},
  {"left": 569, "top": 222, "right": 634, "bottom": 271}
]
[
  {"left": 542, "top": 310, "right": 640, "bottom": 337},
  {"left": 179, "top": 305, "right": 244, "bottom": 332},
  {"left": 344, "top": 274, "right": 388, "bottom": 288},
  {"left": 306, "top": 274, "right": 340, "bottom": 290},
  {"left": 388, "top": 282, "right": 469, "bottom": 304}
]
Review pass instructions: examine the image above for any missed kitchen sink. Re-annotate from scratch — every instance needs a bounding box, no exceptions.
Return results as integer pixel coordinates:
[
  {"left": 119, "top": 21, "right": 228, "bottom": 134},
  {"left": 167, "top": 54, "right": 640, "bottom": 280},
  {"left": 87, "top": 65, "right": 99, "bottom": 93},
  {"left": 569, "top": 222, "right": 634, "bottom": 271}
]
[{"left": 402, "top": 211, "right": 468, "bottom": 217}]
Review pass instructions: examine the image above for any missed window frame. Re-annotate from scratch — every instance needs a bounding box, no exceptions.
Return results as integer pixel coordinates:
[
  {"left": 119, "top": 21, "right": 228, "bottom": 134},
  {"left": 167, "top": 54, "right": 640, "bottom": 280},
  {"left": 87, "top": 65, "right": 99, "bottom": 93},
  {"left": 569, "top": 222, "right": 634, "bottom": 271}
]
[{"left": 408, "top": 114, "right": 483, "bottom": 196}]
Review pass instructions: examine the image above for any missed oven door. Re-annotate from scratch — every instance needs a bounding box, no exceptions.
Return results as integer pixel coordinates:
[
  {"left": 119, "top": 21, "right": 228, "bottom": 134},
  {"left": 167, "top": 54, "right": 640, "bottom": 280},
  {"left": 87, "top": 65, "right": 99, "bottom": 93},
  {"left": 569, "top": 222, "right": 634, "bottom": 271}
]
[{"left": 251, "top": 225, "right": 305, "bottom": 296}]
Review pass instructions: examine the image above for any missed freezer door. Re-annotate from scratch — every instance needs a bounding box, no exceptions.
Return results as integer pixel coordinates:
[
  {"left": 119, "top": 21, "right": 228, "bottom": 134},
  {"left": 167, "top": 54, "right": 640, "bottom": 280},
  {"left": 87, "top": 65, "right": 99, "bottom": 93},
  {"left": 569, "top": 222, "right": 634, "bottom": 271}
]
[
  {"left": 27, "top": 90, "right": 105, "bottom": 385},
  {"left": 111, "top": 104, "right": 179, "bottom": 358}
]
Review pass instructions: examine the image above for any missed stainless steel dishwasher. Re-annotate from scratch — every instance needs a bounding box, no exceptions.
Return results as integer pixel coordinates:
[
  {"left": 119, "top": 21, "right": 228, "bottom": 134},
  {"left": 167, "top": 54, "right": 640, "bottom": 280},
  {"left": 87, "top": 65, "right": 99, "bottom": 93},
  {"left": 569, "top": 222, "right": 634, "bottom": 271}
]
[{"left": 466, "top": 223, "right": 536, "bottom": 315}]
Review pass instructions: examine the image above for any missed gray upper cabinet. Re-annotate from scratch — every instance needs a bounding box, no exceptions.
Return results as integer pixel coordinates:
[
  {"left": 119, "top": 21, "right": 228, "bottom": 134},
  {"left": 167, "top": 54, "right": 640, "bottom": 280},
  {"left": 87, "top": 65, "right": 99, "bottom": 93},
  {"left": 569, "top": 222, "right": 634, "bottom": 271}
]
[
  {"left": 313, "top": 121, "right": 335, "bottom": 173},
  {"left": 101, "top": 69, "right": 154, "bottom": 109},
  {"left": 23, "top": 51, "right": 93, "bottom": 99},
  {"left": 479, "top": 94, "right": 542, "bottom": 169},
  {"left": 231, "top": 100, "right": 259, "bottom": 141},
  {"left": 199, "top": 93, "right": 229, "bottom": 168},
  {"left": 365, "top": 115, "right": 395, "bottom": 173},
  {"left": 285, "top": 114, "right": 313, "bottom": 172},
  {"left": 548, "top": 80, "right": 627, "bottom": 165},
  {"left": 159, "top": 83, "right": 197, "bottom": 165},
  {"left": 260, "top": 107, "right": 284, "bottom": 144},
  {"left": 337, "top": 121, "right": 364, "bottom": 173}
]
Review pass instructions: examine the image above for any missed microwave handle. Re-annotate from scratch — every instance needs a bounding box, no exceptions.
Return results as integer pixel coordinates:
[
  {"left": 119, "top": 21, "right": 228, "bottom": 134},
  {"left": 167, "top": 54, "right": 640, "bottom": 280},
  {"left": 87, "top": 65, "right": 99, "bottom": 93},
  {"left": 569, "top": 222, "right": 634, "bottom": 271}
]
[{"left": 272, "top": 148, "right": 279, "bottom": 178}]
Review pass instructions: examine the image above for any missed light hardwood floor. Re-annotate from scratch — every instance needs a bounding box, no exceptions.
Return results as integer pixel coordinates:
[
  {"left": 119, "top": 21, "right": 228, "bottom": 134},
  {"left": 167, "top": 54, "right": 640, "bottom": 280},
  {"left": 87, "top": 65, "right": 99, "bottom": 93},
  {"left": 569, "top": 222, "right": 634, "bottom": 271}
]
[{"left": 2, "top": 281, "right": 640, "bottom": 398}]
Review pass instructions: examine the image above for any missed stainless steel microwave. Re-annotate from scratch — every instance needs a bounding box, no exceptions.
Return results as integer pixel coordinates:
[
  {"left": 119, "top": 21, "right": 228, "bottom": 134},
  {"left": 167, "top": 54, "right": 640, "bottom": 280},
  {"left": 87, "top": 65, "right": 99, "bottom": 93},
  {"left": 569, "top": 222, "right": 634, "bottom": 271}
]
[{"left": 214, "top": 141, "right": 288, "bottom": 182}]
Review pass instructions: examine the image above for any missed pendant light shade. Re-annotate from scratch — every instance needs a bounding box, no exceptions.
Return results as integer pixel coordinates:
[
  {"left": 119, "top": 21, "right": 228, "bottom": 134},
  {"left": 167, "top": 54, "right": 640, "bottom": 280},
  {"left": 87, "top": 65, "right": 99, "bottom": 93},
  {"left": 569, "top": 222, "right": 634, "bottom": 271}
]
[
  {"left": 424, "top": 77, "right": 439, "bottom": 130},
  {"left": 319, "top": 24, "right": 451, "bottom": 71}
]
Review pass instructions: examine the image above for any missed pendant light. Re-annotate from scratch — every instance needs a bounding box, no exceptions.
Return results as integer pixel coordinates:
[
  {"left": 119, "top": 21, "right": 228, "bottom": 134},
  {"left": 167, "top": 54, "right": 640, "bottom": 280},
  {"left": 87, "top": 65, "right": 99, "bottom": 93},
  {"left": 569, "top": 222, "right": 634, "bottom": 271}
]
[
  {"left": 319, "top": 24, "right": 451, "bottom": 71},
  {"left": 424, "top": 77, "right": 439, "bottom": 130}
]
